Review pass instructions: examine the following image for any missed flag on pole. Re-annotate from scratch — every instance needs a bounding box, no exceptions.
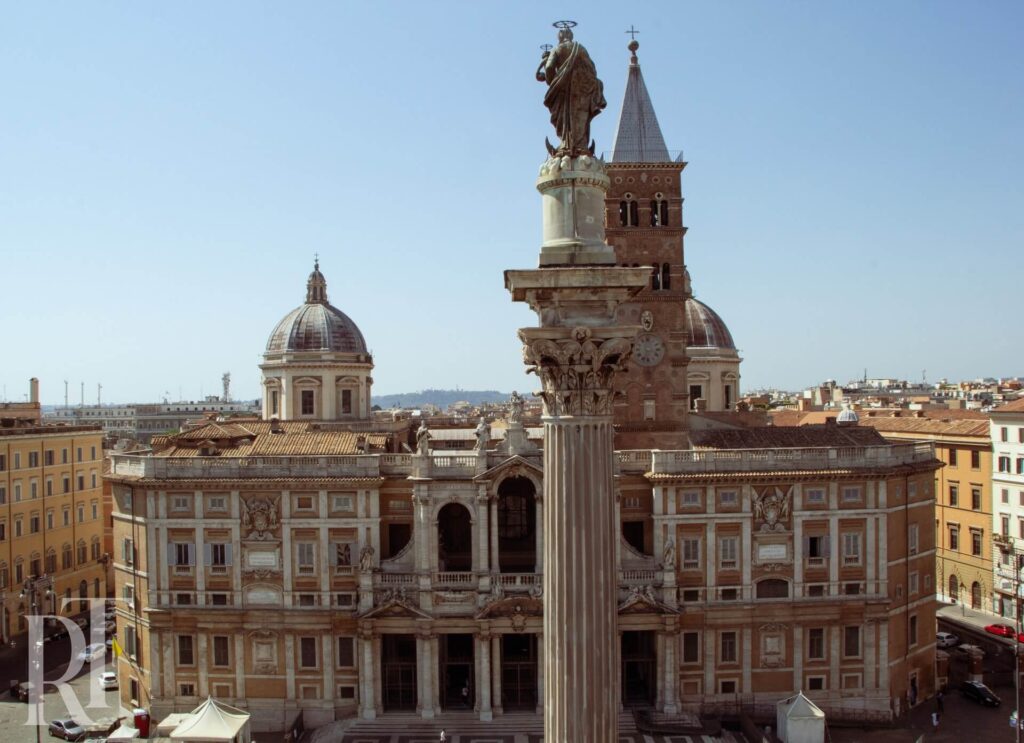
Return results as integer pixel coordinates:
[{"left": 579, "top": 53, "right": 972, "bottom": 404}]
[{"left": 111, "top": 636, "right": 123, "bottom": 658}]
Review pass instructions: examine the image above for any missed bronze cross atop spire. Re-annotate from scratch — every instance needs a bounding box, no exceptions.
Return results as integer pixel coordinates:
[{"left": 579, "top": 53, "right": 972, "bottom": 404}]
[{"left": 625, "top": 25, "right": 640, "bottom": 41}]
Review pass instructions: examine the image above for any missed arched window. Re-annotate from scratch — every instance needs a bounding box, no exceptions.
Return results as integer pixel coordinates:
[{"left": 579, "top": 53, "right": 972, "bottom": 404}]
[
  {"left": 660, "top": 200, "right": 669, "bottom": 226},
  {"left": 948, "top": 574, "right": 959, "bottom": 602},
  {"left": 971, "top": 581, "right": 982, "bottom": 609},
  {"left": 437, "top": 503, "right": 472, "bottom": 572},
  {"left": 661, "top": 263, "right": 671, "bottom": 290},
  {"left": 497, "top": 477, "right": 537, "bottom": 573},
  {"left": 756, "top": 579, "right": 790, "bottom": 599},
  {"left": 629, "top": 200, "right": 639, "bottom": 227},
  {"left": 619, "top": 201, "right": 628, "bottom": 227},
  {"left": 651, "top": 268, "right": 660, "bottom": 291},
  {"left": 650, "top": 200, "right": 661, "bottom": 227}
]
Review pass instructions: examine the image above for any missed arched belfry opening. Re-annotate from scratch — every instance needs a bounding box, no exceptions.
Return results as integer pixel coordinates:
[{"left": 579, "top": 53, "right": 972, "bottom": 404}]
[
  {"left": 497, "top": 476, "right": 537, "bottom": 573},
  {"left": 438, "top": 503, "right": 472, "bottom": 572}
]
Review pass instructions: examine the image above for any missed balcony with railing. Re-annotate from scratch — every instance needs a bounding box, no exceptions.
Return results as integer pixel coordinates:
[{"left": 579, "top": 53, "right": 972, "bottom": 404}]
[
  {"left": 650, "top": 442, "right": 935, "bottom": 475},
  {"left": 109, "top": 453, "right": 382, "bottom": 479}
]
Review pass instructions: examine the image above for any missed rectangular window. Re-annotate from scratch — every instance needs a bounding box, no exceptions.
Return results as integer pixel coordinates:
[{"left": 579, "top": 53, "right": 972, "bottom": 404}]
[
  {"left": 0, "top": 484, "right": 5, "bottom": 504},
  {"left": 125, "top": 626, "right": 137, "bottom": 658},
  {"left": 76, "top": 447, "right": 82, "bottom": 462},
  {"left": 300, "top": 637, "right": 318, "bottom": 668},
  {"left": 841, "top": 486, "right": 862, "bottom": 503},
  {"left": 909, "top": 614, "right": 918, "bottom": 646},
  {"left": 62, "top": 508, "right": 70, "bottom": 526},
  {"left": 301, "top": 390, "right": 315, "bottom": 416},
  {"left": 209, "top": 543, "right": 230, "bottom": 567},
  {"left": 172, "top": 543, "right": 195, "bottom": 566},
  {"left": 44, "top": 449, "right": 55, "bottom": 465},
  {"left": 77, "top": 475, "right": 84, "bottom": 491},
  {"left": 213, "top": 636, "right": 230, "bottom": 667},
  {"left": 270, "top": 390, "right": 279, "bottom": 415},
  {"left": 719, "top": 490, "right": 738, "bottom": 506},
  {"left": 807, "top": 676, "right": 826, "bottom": 691},
  {"left": 208, "top": 496, "right": 227, "bottom": 511},
  {"left": 179, "top": 683, "right": 195, "bottom": 697},
  {"left": 1003, "top": 489, "right": 1010, "bottom": 504},
  {"left": 337, "top": 637, "right": 355, "bottom": 667},
  {"left": 210, "top": 593, "right": 229, "bottom": 606},
  {"left": 842, "top": 532, "right": 861, "bottom": 566},
  {"left": 1002, "top": 427, "right": 1009, "bottom": 442},
  {"left": 341, "top": 389, "right": 353, "bottom": 415},
  {"left": 971, "top": 529, "right": 982, "bottom": 556},
  {"left": 123, "top": 584, "right": 135, "bottom": 607},
  {"left": 90, "top": 446, "right": 96, "bottom": 460},
  {"left": 999, "top": 456, "right": 1011, "bottom": 473},
  {"left": 1004, "top": 515, "right": 1011, "bottom": 536},
  {"left": 62, "top": 477, "right": 69, "bottom": 494},
  {"left": 908, "top": 523, "right": 918, "bottom": 555},
  {"left": 972, "top": 487, "right": 981, "bottom": 510},
  {"left": 720, "top": 631, "right": 737, "bottom": 663},
  {"left": 682, "top": 632, "right": 699, "bottom": 663},
  {"left": 177, "top": 635, "right": 194, "bottom": 666},
  {"left": 0, "top": 454, "right": 5, "bottom": 471},
  {"left": 719, "top": 680, "right": 737, "bottom": 694},
  {"left": 297, "top": 543, "right": 316, "bottom": 574},
  {"left": 949, "top": 525, "right": 959, "bottom": 551},
  {"left": 680, "top": 490, "right": 700, "bottom": 507},
  {"left": 719, "top": 536, "right": 738, "bottom": 570},
  {"left": 806, "top": 534, "right": 828, "bottom": 563},
  {"left": 909, "top": 571, "right": 919, "bottom": 595},
  {"left": 13, "top": 453, "right": 20, "bottom": 469},
  {"left": 949, "top": 484, "right": 958, "bottom": 506},
  {"left": 28, "top": 451, "right": 39, "bottom": 468},
  {"left": 949, "top": 447, "right": 958, "bottom": 466},
  {"left": 971, "top": 450, "right": 980, "bottom": 469},
  {"left": 294, "top": 495, "right": 314, "bottom": 511},
  {"left": 844, "top": 626, "right": 861, "bottom": 657},
  {"left": 332, "top": 494, "right": 354, "bottom": 511},
  {"left": 805, "top": 487, "right": 826, "bottom": 505},
  {"left": 172, "top": 495, "right": 190, "bottom": 511},
  {"left": 807, "top": 628, "right": 825, "bottom": 660},
  {"left": 681, "top": 538, "right": 700, "bottom": 569}
]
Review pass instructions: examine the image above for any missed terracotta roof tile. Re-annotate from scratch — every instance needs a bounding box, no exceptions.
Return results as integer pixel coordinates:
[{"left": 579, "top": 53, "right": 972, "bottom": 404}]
[
  {"left": 155, "top": 420, "right": 391, "bottom": 457},
  {"left": 858, "top": 417, "right": 989, "bottom": 437},
  {"left": 992, "top": 397, "right": 1024, "bottom": 414}
]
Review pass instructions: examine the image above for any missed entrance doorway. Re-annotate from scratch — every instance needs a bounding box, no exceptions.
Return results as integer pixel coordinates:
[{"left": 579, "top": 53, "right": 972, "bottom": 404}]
[
  {"left": 501, "top": 634, "right": 538, "bottom": 710},
  {"left": 441, "top": 634, "right": 474, "bottom": 709},
  {"left": 438, "top": 503, "right": 472, "bottom": 571},
  {"left": 382, "top": 634, "right": 417, "bottom": 711},
  {"left": 622, "top": 631, "right": 656, "bottom": 707}
]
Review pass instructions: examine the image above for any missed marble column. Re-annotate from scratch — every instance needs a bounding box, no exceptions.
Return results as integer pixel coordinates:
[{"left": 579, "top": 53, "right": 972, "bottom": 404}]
[
  {"left": 506, "top": 142, "right": 650, "bottom": 741},
  {"left": 477, "top": 632, "right": 493, "bottom": 721},
  {"left": 490, "top": 635, "right": 503, "bottom": 715}
]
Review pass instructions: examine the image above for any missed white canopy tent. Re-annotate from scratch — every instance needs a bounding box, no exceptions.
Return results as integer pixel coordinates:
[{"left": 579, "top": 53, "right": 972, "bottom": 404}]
[
  {"left": 170, "top": 697, "right": 252, "bottom": 743},
  {"left": 775, "top": 691, "right": 825, "bottom": 743}
]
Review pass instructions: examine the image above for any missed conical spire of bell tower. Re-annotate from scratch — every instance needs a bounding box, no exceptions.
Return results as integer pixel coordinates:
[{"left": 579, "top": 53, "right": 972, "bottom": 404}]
[
  {"left": 306, "top": 257, "right": 328, "bottom": 304},
  {"left": 609, "top": 38, "right": 670, "bottom": 162}
]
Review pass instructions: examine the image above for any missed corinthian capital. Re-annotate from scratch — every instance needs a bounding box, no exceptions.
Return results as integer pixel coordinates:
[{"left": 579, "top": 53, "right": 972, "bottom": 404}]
[{"left": 518, "top": 326, "right": 636, "bottom": 417}]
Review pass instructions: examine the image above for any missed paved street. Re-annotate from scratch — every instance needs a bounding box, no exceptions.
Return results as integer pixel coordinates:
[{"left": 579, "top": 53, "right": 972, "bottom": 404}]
[{"left": 0, "top": 644, "right": 124, "bottom": 743}]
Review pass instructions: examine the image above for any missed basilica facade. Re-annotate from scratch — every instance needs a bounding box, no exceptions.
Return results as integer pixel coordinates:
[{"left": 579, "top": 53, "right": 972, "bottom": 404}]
[{"left": 107, "top": 42, "right": 938, "bottom": 732}]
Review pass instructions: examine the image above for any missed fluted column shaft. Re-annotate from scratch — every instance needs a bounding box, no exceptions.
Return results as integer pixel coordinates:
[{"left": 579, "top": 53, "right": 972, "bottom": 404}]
[{"left": 544, "top": 415, "right": 618, "bottom": 742}]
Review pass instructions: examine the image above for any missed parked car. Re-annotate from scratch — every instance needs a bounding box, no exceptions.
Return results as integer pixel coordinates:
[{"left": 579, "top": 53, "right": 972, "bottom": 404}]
[
  {"left": 99, "top": 671, "right": 118, "bottom": 690},
  {"left": 75, "top": 642, "right": 106, "bottom": 665},
  {"left": 960, "top": 679, "right": 1001, "bottom": 707},
  {"left": 48, "top": 718, "right": 85, "bottom": 741},
  {"left": 936, "top": 631, "right": 959, "bottom": 648},
  {"left": 985, "top": 623, "right": 1016, "bottom": 638},
  {"left": 15, "top": 681, "right": 37, "bottom": 702}
]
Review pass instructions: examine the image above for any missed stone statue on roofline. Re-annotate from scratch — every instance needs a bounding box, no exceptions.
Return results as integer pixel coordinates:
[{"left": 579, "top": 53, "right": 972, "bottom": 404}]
[
  {"left": 416, "top": 420, "right": 431, "bottom": 456},
  {"left": 509, "top": 391, "right": 524, "bottom": 424},
  {"left": 535, "top": 21, "right": 606, "bottom": 157},
  {"left": 474, "top": 417, "right": 490, "bottom": 451}
]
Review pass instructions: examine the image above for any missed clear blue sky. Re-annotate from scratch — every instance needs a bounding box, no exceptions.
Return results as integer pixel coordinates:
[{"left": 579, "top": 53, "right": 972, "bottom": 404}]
[{"left": 2, "top": 2, "right": 1021, "bottom": 404}]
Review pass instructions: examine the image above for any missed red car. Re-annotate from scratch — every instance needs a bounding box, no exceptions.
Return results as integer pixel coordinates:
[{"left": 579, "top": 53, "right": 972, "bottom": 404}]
[{"left": 984, "top": 623, "right": 1016, "bottom": 638}]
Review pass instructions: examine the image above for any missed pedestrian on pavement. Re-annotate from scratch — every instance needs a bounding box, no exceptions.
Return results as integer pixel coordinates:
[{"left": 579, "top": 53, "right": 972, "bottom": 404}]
[
  {"left": 932, "top": 711, "right": 940, "bottom": 731},
  {"left": 439, "top": 730, "right": 447, "bottom": 743},
  {"left": 937, "top": 689, "right": 945, "bottom": 713}
]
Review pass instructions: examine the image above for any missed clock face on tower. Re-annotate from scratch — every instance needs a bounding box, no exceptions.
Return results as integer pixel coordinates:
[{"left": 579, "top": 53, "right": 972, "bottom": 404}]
[{"left": 633, "top": 333, "right": 665, "bottom": 367}]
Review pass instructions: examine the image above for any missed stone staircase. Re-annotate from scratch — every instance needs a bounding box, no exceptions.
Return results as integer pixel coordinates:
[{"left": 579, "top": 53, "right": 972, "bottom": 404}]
[{"left": 324, "top": 709, "right": 728, "bottom": 742}]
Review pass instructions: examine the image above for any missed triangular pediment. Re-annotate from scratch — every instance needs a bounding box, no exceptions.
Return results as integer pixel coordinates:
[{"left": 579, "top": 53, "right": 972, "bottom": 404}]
[
  {"left": 359, "top": 598, "right": 432, "bottom": 620},
  {"left": 618, "top": 588, "right": 678, "bottom": 615},
  {"left": 476, "top": 595, "right": 543, "bottom": 619},
  {"left": 474, "top": 454, "right": 543, "bottom": 482}
]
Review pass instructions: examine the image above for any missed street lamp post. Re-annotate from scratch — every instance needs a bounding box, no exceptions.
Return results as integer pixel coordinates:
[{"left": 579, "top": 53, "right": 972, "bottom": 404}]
[{"left": 20, "top": 575, "right": 53, "bottom": 743}]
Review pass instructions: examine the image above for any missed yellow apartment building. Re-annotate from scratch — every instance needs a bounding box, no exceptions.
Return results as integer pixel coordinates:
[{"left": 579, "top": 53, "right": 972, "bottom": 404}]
[
  {"left": 0, "top": 421, "right": 108, "bottom": 643},
  {"left": 859, "top": 412, "right": 993, "bottom": 611}
]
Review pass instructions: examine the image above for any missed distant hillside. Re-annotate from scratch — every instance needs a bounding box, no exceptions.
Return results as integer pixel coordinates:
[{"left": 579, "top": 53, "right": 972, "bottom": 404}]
[{"left": 372, "top": 389, "right": 511, "bottom": 409}]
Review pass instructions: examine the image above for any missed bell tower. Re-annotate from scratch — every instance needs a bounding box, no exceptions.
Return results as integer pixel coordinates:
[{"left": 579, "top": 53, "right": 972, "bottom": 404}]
[{"left": 605, "top": 38, "right": 692, "bottom": 449}]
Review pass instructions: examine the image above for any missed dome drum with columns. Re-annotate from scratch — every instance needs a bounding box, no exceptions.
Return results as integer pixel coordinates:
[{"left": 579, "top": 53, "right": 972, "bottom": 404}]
[
  {"left": 685, "top": 284, "right": 742, "bottom": 413},
  {"left": 260, "top": 261, "right": 373, "bottom": 421}
]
